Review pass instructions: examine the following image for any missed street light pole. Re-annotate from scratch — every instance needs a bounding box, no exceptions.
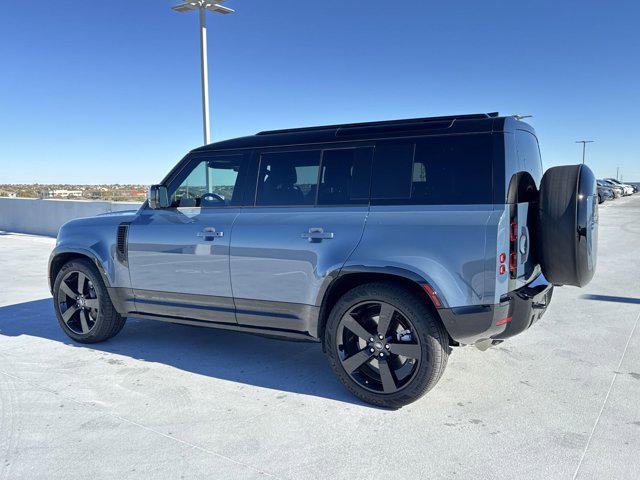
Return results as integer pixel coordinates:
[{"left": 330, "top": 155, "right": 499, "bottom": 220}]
[
  {"left": 199, "top": 8, "right": 210, "bottom": 145},
  {"left": 575, "top": 140, "right": 594, "bottom": 164},
  {"left": 171, "top": 1, "right": 235, "bottom": 145}
]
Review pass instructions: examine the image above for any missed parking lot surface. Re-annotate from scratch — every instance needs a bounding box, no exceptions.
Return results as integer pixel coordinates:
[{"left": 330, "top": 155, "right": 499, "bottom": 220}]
[{"left": 1, "top": 196, "right": 639, "bottom": 480}]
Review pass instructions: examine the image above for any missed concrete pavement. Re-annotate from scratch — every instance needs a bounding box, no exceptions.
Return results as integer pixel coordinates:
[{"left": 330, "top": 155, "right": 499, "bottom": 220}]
[{"left": 0, "top": 196, "right": 639, "bottom": 479}]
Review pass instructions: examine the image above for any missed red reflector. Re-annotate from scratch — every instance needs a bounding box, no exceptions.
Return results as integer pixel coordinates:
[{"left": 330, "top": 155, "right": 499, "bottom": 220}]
[
  {"left": 499, "top": 253, "right": 506, "bottom": 264},
  {"left": 496, "top": 316, "right": 512, "bottom": 326},
  {"left": 499, "top": 265, "right": 506, "bottom": 275},
  {"left": 509, "top": 252, "right": 517, "bottom": 272},
  {"left": 510, "top": 222, "right": 518, "bottom": 242},
  {"left": 422, "top": 284, "right": 442, "bottom": 308}
]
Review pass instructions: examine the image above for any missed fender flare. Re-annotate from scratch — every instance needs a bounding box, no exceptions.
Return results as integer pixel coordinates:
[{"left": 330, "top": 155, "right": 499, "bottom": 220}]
[
  {"left": 48, "top": 246, "right": 112, "bottom": 294},
  {"left": 316, "top": 265, "right": 448, "bottom": 309}
]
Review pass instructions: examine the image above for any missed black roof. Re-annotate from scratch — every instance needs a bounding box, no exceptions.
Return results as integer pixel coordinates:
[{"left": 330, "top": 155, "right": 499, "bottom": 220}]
[{"left": 193, "top": 112, "right": 529, "bottom": 153}]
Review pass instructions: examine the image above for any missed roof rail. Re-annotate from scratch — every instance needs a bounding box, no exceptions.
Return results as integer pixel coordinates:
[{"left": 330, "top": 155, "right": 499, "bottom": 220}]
[{"left": 256, "top": 112, "right": 499, "bottom": 136}]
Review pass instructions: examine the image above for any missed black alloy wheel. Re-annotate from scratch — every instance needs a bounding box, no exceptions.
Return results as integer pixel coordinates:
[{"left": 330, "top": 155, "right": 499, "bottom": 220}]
[
  {"left": 337, "top": 300, "right": 421, "bottom": 394},
  {"left": 58, "top": 270, "right": 100, "bottom": 335}
]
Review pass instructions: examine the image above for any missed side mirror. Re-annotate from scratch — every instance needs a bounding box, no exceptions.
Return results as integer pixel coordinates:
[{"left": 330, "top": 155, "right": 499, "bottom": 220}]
[{"left": 148, "top": 185, "right": 169, "bottom": 209}]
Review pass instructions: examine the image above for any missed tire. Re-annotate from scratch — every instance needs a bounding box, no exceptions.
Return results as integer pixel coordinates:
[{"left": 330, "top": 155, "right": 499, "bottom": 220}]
[
  {"left": 324, "top": 282, "right": 450, "bottom": 409},
  {"left": 537, "top": 164, "right": 598, "bottom": 287},
  {"left": 53, "top": 259, "right": 126, "bottom": 343}
]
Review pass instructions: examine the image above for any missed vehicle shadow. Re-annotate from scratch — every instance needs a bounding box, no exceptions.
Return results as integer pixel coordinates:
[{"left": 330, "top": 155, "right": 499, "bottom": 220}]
[
  {"left": 0, "top": 298, "right": 370, "bottom": 407},
  {"left": 580, "top": 294, "right": 640, "bottom": 305}
]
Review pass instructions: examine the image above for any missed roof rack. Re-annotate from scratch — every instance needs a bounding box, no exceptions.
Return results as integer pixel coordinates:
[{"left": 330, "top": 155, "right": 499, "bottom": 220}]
[{"left": 256, "top": 112, "right": 499, "bottom": 136}]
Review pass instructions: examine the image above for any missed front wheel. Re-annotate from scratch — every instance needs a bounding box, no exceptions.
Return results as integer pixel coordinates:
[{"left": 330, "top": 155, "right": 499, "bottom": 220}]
[
  {"left": 324, "top": 282, "right": 450, "bottom": 409},
  {"left": 53, "top": 259, "right": 126, "bottom": 343}
]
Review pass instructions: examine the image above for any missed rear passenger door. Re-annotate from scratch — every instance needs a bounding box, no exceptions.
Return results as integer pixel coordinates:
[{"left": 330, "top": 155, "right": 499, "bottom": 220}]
[{"left": 229, "top": 145, "right": 373, "bottom": 334}]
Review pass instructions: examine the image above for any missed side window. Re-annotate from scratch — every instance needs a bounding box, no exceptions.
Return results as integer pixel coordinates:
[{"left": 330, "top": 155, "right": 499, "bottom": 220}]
[
  {"left": 317, "top": 147, "right": 373, "bottom": 205},
  {"left": 170, "top": 155, "right": 244, "bottom": 208},
  {"left": 256, "top": 150, "right": 321, "bottom": 206},
  {"left": 371, "top": 135, "right": 494, "bottom": 205},
  {"left": 370, "top": 143, "right": 415, "bottom": 200}
]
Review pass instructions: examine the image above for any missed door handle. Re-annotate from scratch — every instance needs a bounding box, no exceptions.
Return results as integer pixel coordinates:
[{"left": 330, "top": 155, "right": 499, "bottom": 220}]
[
  {"left": 197, "top": 227, "right": 224, "bottom": 240},
  {"left": 301, "top": 227, "right": 334, "bottom": 242}
]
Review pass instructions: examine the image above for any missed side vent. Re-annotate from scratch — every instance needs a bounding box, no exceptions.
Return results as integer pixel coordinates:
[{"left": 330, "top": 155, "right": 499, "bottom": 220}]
[{"left": 116, "top": 222, "right": 130, "bottom": 265}]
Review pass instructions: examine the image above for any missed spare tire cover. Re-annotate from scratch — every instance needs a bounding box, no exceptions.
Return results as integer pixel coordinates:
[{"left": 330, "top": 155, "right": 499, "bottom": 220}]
[{"left": 538, "top": 164, "right": 598, "bottom": 286}]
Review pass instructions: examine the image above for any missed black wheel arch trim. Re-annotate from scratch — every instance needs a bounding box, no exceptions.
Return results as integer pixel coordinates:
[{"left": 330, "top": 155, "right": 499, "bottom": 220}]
[
  {"left": 48, "top": 246, "right": 112, "bottom": 294},
  {"left": 316, "top": 265, "right": 448, "bottom": 309}
]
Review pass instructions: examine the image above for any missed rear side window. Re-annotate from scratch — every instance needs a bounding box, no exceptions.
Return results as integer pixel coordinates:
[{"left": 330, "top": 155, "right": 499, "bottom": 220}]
[
  {"left": 370, "top": 135, "right": 494, "bottom": 205},
  {"left": 317, "top": 147, "right": 373, "bottom": 205},
  {"left": 256, "top": 150, "right": 321, "bottom": 206},
  {"left": 516, "top": 130, "right": 543, "bottom": 186}
]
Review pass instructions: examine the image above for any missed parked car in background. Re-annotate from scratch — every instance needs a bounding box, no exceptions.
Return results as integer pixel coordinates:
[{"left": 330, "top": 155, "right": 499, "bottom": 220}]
[
  {"left": 605, "top": 178, "right": 634, "bottom": 196},
  {"left": 48, "top": 113, "right": 599, "bottom": 408},
  {"left": 599, "top": 179, "right": 623, "bottom": 198},
  {"left": 597, "top": 185, "right": 614, "bottom": 203}
]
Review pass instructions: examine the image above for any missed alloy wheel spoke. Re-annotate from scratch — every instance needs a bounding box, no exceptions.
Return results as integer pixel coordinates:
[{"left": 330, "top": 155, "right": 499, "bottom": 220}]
[
  {"left": 377, "top": 303, "right": 395, "bottom": 338},
  {"left": 342, "top": 349, "right": 373, "bottom": 373},
  {"left": 61, "top": 305, "right": 78, "bottom": 324},
  {"left": 79, "top": 310, "right": 90, "bottom": 334},
  {"left": 378, "top": 359, "right": 397, "bottom": 393},
  {"left": 388, "top": 342, "right": 421, "bottom": 359},
  {"left": 342, "top": 314, "right": 373, "bottom": 341},
  {"left": 60, "top": 281, "right": 76, "bottom": 299},
  {"left": 77, "top": 273, "right": 86, "bottom": 295},
  {"left": 84, "top": 298, "right": 99, "bottom": 309}
]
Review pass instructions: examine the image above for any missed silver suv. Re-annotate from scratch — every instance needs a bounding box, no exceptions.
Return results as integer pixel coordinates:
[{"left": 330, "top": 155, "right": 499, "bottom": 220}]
[{"left": 49, "top": 113, "right": 599, "bottom": 408}]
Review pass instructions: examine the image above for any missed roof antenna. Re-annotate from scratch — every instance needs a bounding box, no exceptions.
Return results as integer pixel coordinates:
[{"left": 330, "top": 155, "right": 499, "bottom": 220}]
[{"left": 513, "top": 114, "right": 533, "bottom": 120}]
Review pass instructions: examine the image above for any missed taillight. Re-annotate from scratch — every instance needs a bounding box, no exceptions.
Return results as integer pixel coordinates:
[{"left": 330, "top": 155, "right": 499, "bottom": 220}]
[
  {"left": 510, "top": 221, "right": 518, "bottom": 242},
  {"left": 509, "top": 252, "right": 517, "bottom": 273}
]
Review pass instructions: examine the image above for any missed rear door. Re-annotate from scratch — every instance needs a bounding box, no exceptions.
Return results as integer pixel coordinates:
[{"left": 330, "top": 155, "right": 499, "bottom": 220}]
[
  {"left": 514, "top": 129, "right": 544, "bottom": 285},
  {"left": 127, "top": 152, "right": 249, "bottom": 324},
  {"left": 230, "top": 145, "right": 373, "bottom": 335}
]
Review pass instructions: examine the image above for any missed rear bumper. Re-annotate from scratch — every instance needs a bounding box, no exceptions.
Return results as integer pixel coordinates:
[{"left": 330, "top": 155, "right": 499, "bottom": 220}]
[{"left": 439, "top": 275, "right": 554, "bottom": 346}]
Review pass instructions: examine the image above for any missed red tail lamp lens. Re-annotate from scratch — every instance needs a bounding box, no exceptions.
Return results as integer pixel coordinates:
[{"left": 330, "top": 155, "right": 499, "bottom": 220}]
[
  {"left": 499, "top": 253, "right": 506, "bottom": 264},
  {"left": 499, "top": 265, "right": 506, "bottom": 275},
  {"left": 510, "top": 222, "right": 518, "bottom": 242},
  {"left": 496, "top": 316, "right": 513, "bottom": 326},
  {"left": 509, "top": 252, "right": 517, "bottom": 272}
]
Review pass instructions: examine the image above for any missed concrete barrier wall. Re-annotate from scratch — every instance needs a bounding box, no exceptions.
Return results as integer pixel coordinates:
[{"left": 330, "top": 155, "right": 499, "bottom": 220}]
[{"left": 0, "top": 198, "right": 143, "bottom": 237}]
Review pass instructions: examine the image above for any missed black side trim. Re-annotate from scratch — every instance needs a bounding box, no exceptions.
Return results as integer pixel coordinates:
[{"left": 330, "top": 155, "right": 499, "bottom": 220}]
[{"left": 130, "top": 312, "right": 318, "bottom": 342}]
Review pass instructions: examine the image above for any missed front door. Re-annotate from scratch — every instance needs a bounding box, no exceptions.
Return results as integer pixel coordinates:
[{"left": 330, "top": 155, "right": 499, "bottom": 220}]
[
  {"left": 127, "top": 153, "right": 248, "bottom": 324},
  {"left": 230, "top": 146, "right": 373, "bottom": 334}
]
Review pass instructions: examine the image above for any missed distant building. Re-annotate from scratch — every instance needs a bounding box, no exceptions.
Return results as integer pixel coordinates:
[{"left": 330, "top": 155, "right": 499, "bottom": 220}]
[
  {"left": 0, "top": 190, "right": 17, "bottom": 197},
  {"left": 40, "top": 189, "right": 83, "bottom": 199}
]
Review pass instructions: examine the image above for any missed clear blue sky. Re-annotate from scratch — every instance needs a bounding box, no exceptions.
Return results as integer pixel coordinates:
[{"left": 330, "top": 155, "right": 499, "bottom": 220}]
[{"left": 1, "top": 0, "right": 638, "bottom": 184}]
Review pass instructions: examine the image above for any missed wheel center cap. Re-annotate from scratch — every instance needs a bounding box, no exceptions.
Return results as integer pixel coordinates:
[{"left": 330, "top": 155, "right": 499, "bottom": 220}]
[
  {"left": 373, "top": 341, "right": 383, "bottom": 350},
  {"left": 77, "top": 297, "right": 85, "bottom": 307}
]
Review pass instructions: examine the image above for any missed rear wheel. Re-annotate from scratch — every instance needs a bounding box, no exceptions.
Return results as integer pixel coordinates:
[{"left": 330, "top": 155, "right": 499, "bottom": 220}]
[
  {"left": 324, "top": 282, "right": 450, "bottom": 408},
  {"left": 53, "top": 259, "right": 126, "bottom": 343}
]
